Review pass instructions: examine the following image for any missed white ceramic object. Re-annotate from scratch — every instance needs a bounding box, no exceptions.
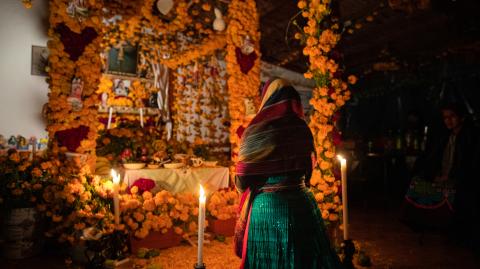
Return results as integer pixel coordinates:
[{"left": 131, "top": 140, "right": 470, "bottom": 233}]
[
  {"left": 213, "top": 8, "right": 226, "bottom": 32},
  {"left": 156, "top": 0, "right": 173, "bottom": 15},
  {"left": 123, "top": 163, "right": 146, "bottom": 170},
  {"left": 191, "top": 157, "right": 204, "bottom": 167},
  {"left": 164, "top": 162, "right": 184, "bottom": 169}
]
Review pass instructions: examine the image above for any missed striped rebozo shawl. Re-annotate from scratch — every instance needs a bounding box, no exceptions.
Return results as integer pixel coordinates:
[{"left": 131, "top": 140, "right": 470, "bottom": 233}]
[{"left": 235, "top": 79, "right": 314, "bottom": 180}]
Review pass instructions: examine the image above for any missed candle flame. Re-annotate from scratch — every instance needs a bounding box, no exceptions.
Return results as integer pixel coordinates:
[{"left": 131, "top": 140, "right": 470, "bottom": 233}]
[
  {"left": 199, "top": 185, "right": 206, "bottom": 203},
  {"left": 199, "top": 185, "right": 205, "bottom": 198},
  {"left": 337, "top": 155, "right": 346, "bottom": 164},
  {"left": 111, "top": 169, "right": 120, "bottom": 184}
]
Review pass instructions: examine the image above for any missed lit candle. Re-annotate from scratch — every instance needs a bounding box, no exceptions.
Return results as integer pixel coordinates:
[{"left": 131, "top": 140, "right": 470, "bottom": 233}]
[
  {"left": 139, "top": 108, "right": 144, "bottom": 128},
  {"left": 197, "top": 185, "right": 206, "bottom": 266},
  {"left": 111, "top": 169, "right": 121, "bottom": 227},
  {"left": 337, "top": 155, "right": 349, "bottom": 240},
  {"left": 107, "top": 107, "right": 113, "bottom": 129}
]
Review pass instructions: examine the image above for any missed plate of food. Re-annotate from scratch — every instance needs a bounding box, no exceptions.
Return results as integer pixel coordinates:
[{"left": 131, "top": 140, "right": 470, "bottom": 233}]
[
  {"left": 147, "top": 164, "right": 160, "bottom": 169},
  {"left": 123, "top": 163, "right": 145, "bottom": 169},
  {"left": 164, "top": 162, "right": 184, "bottom": 169}
]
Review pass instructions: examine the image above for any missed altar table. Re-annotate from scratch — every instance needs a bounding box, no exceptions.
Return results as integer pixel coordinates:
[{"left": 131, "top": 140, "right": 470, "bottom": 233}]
[{"left": 122, "top": 167, "right": 229, "bottom": 194}]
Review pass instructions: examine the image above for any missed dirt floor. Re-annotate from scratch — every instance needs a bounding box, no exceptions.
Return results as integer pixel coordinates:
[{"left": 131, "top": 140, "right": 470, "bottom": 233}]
[{"left": 2, "top": 202, "right": 479, "bottom": 269}]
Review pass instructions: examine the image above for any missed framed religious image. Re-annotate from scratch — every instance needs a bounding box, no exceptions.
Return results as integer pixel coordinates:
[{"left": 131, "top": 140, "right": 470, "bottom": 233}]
[
  {"left": 31, "top": 45, "right": 49, "bottom": 76},
  {"left": 112, "top": 78, "right": 131, "bottom": 97},
  {"left": 106, "top": 43, "right": 138, "bottom": 76}
]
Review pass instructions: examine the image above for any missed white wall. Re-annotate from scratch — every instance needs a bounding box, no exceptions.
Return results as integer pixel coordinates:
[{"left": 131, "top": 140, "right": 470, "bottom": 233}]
[{"left": 0, "top": 0, "right": 49, "bottom": 139}]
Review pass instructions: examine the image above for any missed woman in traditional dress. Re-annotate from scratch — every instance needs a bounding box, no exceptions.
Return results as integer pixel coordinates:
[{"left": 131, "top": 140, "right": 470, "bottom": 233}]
[{"left": 234, "top": 79, "right": 342, "bottom": 269}]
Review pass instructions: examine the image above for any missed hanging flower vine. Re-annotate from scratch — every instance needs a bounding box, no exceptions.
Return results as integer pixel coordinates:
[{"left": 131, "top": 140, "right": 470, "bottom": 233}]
[
  {"left": 225, "top": 0, "right": 261, "bottom": 175},
  {"left": 296, "top": 0, "right": 356, "bottom": 226}
]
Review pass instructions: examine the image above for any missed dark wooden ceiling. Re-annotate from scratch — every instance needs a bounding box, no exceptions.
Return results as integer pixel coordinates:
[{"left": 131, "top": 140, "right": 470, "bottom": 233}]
[{"left": 258, "top": 0, "right": 480, "bottom": 74}]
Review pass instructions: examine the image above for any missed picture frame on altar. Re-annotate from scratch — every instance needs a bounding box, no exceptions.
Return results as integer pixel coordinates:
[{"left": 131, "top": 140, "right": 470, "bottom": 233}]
[
  {"left": 31, "top": 45, "right": 49, "bottom": 77},
  {"left": 112, "top": 78, "right": 131, "bottom": 97},
  {"left": 106, "top": 44, "right": 138, "bottom": 77}
]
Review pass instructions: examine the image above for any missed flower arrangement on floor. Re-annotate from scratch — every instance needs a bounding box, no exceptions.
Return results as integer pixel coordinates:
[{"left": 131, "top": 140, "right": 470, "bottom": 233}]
[
  {"left": 0, "top": 150, "right": 53, "bottom": 210},
  {"left": 295, "top": 0, "right": 357, "bottom": 227},
  {"left": 207, "top": 188, "right": 239, "bottom": 221}
]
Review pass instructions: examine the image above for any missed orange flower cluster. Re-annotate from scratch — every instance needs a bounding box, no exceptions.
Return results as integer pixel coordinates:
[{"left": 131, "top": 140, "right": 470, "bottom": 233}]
[
  {"left": 296, "top": 0, "right": 356, "bottom": 225},
  {"left": 119, "top": 189, "right": 202, "bottom": 239},
  {"left": 140, "top": 0, "right": 190, "bottom": 36},
  {"left": 226, "top": 0, "right": 261, "bottom": 173},
  {"left": 42, "top": 167, "right": 118, "bottom": 244},
  {"left": 207, "top": 188, "right": 239, "bottom": 220},
  {"left": 0, "top": 151, "right": 60, "bottom": 209}
]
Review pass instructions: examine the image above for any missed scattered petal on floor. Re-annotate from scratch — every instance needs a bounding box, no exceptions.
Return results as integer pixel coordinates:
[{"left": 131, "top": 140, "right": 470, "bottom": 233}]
[{"left": 134, "top": 237, "right": 241, "bottom": 269}]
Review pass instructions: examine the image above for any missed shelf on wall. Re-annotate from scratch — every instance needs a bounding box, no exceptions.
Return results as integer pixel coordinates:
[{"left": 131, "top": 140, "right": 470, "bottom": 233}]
[{"left": 98, "top": 106, "right": 160, "bottom": 115}]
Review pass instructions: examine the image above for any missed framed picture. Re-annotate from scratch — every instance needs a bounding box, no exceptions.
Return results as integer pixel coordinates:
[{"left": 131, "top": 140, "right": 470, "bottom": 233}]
[
  {"left": 106, "top": 44, "right": 138, "bottom": 77},
  {"left": 31, "top": 45, "right": 49, "bottom": 76},
  {"left": 112, "top": 78, "right": 131, "bottom": 97}
]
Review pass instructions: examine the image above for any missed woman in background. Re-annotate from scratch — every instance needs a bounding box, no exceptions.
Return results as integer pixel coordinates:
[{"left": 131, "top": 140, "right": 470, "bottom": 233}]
[
  {"left": 404, "top": 103, "right": 478, "bottom": 243},
  {"left": 234, "top": 79, "right": 342, "bottom": 269}
]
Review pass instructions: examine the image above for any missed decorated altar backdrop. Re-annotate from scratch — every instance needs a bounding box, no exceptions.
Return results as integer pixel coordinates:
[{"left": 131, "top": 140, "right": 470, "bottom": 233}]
[
  {"left": 2, "top": 0, "right": 261, "bottom": 245},
  {"left": 173, "top": 55, "right": 229, "bottom": 145}
]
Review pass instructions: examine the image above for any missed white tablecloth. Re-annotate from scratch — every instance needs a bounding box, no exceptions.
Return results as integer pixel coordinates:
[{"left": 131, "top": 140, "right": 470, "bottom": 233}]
[{"left": 123, "top": 167, "right": 229, "bottom": 194}]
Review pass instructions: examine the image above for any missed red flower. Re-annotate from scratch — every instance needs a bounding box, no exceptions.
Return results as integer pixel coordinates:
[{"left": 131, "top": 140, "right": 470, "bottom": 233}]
[
  {"left": 235, "top": 47, "right": 257, "bottom": 74},
  {"left": 129, "top": 178, "right": 155, "bottom": 194},
  {"left": 120, "top": 148, "right": 133, "bottom": 161}
]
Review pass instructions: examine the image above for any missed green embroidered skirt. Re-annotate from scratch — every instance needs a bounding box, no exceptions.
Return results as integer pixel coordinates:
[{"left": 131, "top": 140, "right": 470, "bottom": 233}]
[{"left": 245, "top": 176, "right": 342, "bottom": 269}]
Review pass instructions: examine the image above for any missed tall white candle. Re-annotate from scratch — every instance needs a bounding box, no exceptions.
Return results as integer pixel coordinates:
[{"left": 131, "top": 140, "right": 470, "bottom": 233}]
[
  {"left": 107, "top": 107, "right": 113, "bottom": 129},
  {"left": 111, "top": 169, "right": 120, "bottom": 227},
  {"left": 139, "top": 108, "right": 144, "bottom": 128},
  {"left": 337, "top": 155, "right": 349, "bottom": 240},
  {"left": 197, "top": 185, "right": 206, "bottom": 266}
]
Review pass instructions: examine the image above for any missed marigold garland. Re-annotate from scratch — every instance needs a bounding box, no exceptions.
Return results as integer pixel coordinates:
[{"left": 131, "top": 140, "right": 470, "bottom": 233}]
[
  {"left": 225, "top": 0, "right": 261, "bottom": 175},
  {"left": 46, "top": 0, "right": 103, "bottom": 169},
  {"left": 296, "top": 0, "right": 356, "bottom": 226}
]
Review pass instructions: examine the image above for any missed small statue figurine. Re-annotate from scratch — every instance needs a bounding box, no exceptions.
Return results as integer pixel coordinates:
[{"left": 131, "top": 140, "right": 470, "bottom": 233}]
[
  {"left": 7, "top": 135, "right": 17, "bottom": 149},
  {"left": 68, "top": 77, "right": 83, "bottom": 111},
  {"left": 39, "top": 137, "right": 49, "bottom": 150},
  {"left": 16, "top": 135, "right": 28, "bottom": 150},
  {"left": 241, "top": 35, "right": 255, "bottom": 55},
  {"left": 213, "top": 7, "right": 226, "bottom": 32}
]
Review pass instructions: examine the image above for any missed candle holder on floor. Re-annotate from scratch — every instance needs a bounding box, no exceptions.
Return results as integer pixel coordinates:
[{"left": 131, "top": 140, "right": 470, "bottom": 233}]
[
  {"left": 194, "top": 263, "right": 206, "bottom": 269},
  {"left": 84, "top": 230, "right": 129, "bottom": 269},
  {"left": 342, "top": 239, "right": 355, "bottom": 269}
]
